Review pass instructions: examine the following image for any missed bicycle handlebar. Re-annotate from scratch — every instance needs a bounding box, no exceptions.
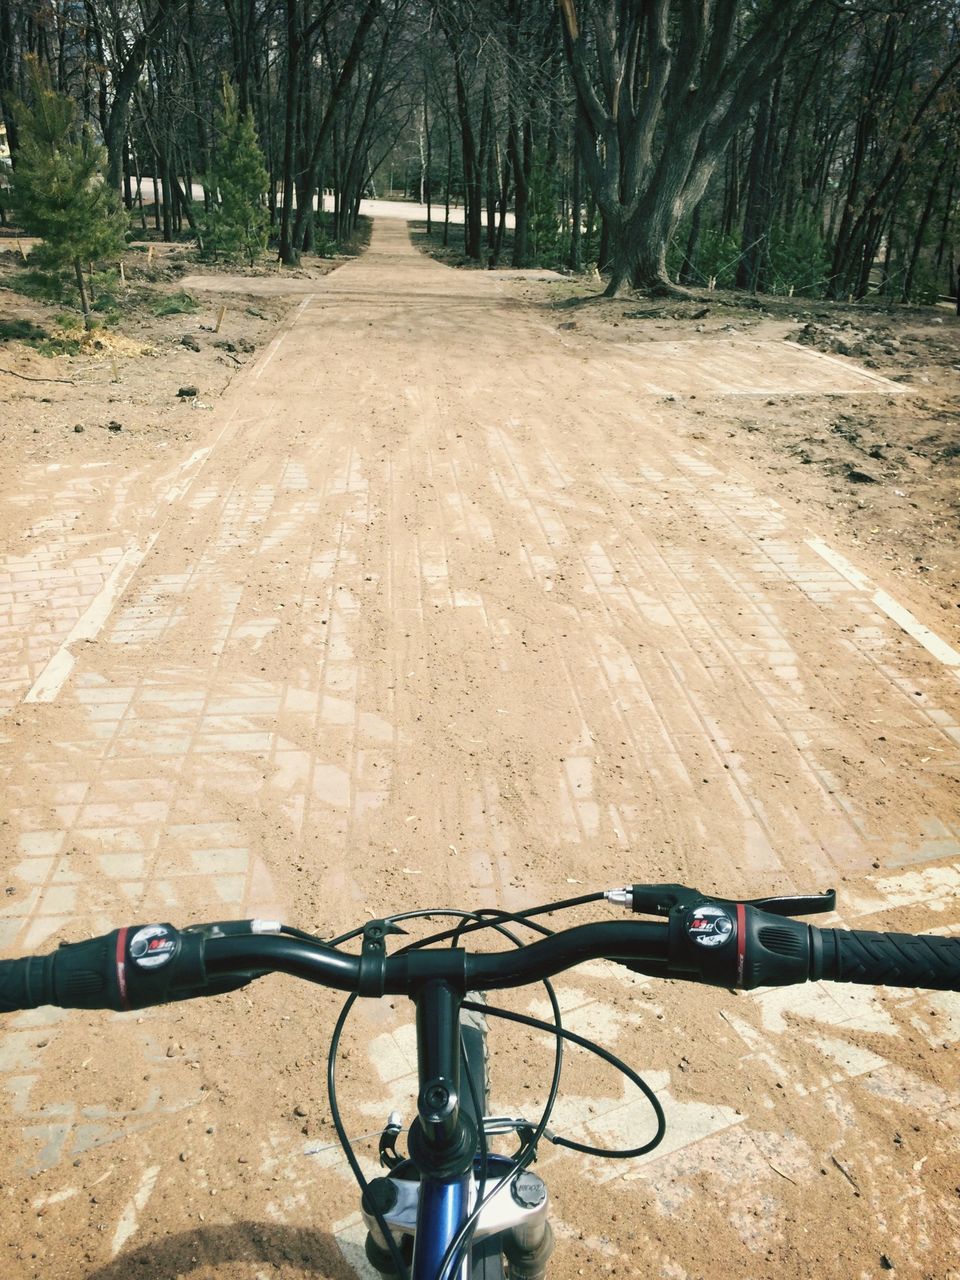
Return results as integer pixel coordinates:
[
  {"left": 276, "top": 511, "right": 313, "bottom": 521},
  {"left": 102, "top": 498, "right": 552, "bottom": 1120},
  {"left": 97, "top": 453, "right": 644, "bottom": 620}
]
[{"left": 1, "top": 885, "right": 959, "bottom": 1015}]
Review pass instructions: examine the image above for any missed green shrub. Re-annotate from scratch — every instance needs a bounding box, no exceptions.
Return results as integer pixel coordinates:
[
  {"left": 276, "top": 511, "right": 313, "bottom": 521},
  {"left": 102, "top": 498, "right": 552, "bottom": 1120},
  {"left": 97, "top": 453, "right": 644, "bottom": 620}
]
[
  {"left": 7, "top": 57, "right": 127, "bottom": 330},
  {"left": 766, "top": 219, "right": 830, "bottom": 298},
  {"left": 36, "top": 334, "right": 82, "bottom": 356},
  {"left": 153, "top": 291, "right": 198, "bottom": 316},
  {"left": 201, "top": 78, "right": 269, "bottom": 265},
  {"left": 903, "top": 258, "right": 940, "bottom": 306},
  {"left": 7, "top": 268, "right": 67, "bottom": 303},
  {"left": 0, "top": 318, "right": 47, "bottom": 342},
  {"left": 54, "top": 312, "right": 84, "bottom": 331},
  {"left": 527, "top": 154, "right": 562, "bottom": 269},
  {"left": 312, "top": 229, "right": 337, "bottom": 258},
  {"left": 688, "top": 228, "right": 741, "bottom": 288}
]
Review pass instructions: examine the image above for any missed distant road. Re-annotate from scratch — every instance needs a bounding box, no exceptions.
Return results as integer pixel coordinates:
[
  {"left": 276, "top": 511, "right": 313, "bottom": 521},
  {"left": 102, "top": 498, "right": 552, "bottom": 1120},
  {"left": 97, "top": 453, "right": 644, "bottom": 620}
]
[{"left": 128, "top": 183, "right": 514, "bottom": 229}]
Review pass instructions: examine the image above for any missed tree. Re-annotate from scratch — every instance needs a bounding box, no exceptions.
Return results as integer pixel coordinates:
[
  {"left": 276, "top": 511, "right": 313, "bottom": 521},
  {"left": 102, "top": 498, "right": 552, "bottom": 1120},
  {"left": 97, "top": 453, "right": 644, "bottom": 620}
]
[
  {"left": 204, "top": 76, "right": 270, "bottom": 264},
  {"left": 8, "top": 57, "right": 127, "bottom": 329},
  {"left": 824, "top": 6, "right": 960, "bottom": 300},
  {"left": 278, "top": 0, "right": 384, "bottom": 265},
  {"left": 101, "top": 0, "right": 182, "bottom": 194},
  {"left": 557, "top": 0, "right": 828, "bottom": 295}
]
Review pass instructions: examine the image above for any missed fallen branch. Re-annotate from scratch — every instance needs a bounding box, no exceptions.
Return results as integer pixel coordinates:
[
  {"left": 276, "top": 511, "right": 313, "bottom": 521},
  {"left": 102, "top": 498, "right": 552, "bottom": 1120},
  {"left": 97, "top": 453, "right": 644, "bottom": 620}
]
[
  {"left": 830, "top": 1154, "right": 861, "bottom": 1196},
  {"left": 0, "top": 366, "right": 77, "bottom": 385}
]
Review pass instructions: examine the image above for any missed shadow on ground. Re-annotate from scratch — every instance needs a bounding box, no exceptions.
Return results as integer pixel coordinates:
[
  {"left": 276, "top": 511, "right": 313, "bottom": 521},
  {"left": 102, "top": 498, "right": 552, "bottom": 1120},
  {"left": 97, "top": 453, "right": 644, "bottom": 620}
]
[{"left": 84, "top": 1221, "right": 357, "bottom": 1279}]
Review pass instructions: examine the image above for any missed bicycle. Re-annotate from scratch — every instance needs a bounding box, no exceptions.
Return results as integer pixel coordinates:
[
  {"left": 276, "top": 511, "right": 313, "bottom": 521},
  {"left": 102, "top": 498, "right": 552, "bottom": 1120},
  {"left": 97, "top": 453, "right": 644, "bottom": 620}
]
[{"left": 2, "top": 879, "right": 959, "bottom": 1279}]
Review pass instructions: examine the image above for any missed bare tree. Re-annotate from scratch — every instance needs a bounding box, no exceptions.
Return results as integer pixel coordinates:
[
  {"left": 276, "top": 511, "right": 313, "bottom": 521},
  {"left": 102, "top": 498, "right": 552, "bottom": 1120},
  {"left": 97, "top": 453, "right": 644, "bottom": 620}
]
[{"left": 557, "top": 0, "right": 828, "bottom": 295}]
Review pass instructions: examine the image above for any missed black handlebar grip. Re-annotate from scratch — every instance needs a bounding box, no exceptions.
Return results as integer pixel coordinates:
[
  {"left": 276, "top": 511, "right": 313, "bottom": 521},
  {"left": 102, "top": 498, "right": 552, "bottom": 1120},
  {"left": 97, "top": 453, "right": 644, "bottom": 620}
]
[
  {"left": 0, "top": 925, "right": 256, "bottom": 1014},
  {"left": 0, "top": 956, "right": 55, "bottom": 1013},
  {"left": 0, "top": 926, "right": 204, "bottom": 1013},
  {"left": 0, "top": 934, "right": 126, "bottom": 1012},
  {"left": 0, "top": 933, "right": 125, "bottom": 1011},
  {"left": 816, "top": 928, "right": 960, "bottom": 992}
]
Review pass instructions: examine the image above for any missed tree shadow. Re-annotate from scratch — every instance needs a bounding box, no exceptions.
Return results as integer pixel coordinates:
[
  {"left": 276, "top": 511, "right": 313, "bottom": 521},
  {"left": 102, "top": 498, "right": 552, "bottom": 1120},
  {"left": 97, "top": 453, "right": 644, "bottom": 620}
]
[{"left": 84, "top": 1220, "right": 360, "bottom": 1279}]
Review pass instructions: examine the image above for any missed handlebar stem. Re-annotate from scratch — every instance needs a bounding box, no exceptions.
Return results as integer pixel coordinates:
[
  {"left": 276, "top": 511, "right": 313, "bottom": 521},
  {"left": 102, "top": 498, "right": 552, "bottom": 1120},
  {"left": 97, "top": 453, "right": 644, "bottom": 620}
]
[{"left": 407, "top": 979, "right": 477, "bottom": 1180}]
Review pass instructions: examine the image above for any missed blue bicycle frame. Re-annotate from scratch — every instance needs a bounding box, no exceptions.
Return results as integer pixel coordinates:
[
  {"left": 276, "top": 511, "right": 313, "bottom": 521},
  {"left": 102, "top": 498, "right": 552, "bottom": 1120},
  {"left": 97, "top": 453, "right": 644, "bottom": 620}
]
[{"left": 413, "top": 1174, "right": 472, "bottom": 1280}]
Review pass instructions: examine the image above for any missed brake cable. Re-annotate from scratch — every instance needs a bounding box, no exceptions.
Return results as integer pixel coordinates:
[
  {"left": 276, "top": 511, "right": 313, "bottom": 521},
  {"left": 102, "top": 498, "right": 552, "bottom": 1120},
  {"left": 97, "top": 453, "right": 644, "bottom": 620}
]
[
  {"left": 461, "top": 999, "right": 666, "bottom": 1158},
  {"left": 434, "top": 903, "right": 666, "bottom": 1280},
  {"left": 324, "top": 896, "right": 665, "bottom": 1280},
  {"left": 327, "top": 907, "right": 550, "bottom": 1280}
]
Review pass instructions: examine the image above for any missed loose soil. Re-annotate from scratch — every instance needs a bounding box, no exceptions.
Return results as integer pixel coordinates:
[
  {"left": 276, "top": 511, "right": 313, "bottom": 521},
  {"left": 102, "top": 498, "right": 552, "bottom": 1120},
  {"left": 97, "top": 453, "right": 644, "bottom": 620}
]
[
  {"left": 535, "top": 286, "right": 960, "bottom": 643},
  {"left": 0, "top": 241, "right": 348, "bottom": 504}
]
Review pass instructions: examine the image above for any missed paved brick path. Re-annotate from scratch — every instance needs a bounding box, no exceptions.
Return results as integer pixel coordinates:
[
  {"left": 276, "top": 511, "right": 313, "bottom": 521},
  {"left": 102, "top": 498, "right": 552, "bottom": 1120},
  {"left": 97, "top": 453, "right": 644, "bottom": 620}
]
[{"left": 2, "top": 219, "right": 959, "bottom": 1278}]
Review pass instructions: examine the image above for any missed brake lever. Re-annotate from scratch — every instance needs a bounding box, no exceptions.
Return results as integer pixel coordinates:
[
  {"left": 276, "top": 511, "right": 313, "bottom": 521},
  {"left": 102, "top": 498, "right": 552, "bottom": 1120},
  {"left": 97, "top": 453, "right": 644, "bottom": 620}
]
[
  {"left": 745, "top": 890, "right": 836, "bottom": 917},
  {"left": 606, "top": 883, "right": 835, "bottom": 918},
  {"left": 606, "top": 882, "right": 839, "bottom": 990}
]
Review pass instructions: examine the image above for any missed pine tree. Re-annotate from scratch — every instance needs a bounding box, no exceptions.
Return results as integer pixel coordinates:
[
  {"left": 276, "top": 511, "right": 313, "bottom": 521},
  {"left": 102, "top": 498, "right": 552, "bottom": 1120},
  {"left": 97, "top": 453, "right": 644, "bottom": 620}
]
[
  {"left": 204, "top": 78, "right": 269, "bottom": 266},
  {"left": 8, "top": 57, "right": 127, "bottom": 330}
]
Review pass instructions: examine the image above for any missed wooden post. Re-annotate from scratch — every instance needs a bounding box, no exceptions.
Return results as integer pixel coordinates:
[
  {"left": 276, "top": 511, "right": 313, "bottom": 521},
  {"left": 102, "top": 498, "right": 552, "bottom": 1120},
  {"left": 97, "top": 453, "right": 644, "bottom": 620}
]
[
  {"left": 215, "top": 305, "right": 227, "bottom": 332},
  {"left": 119, "top": 260, "right": 126, "bottom": 284},
  {"left": 148, "top": 244, "right": 154, "bottom": 265}
]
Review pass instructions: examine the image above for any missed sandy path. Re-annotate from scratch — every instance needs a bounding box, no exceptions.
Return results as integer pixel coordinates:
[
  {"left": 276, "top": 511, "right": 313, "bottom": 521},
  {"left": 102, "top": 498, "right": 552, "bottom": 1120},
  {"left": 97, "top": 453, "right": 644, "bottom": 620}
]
[{"left": 1, "top": 219, "right": 959, "bottom": 1279}]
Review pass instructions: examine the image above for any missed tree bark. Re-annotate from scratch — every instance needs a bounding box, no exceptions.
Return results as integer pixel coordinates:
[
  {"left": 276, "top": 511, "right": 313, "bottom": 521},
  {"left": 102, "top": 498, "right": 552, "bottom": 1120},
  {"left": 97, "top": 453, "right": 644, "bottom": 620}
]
[
  {"left": 736, "top": 80, "right": 780, "bottom": 292},
  {"left": 679, "top": 198, "right": 702, "bottom": 284},
  {"left": 558, "top": 0, "right": 826, "bottom": 296},
  {"left": 278, "top": 0, "right": 302, "bottom": 264},
  {"left": 104, "top": 0, "right": 179, "bottom": 193},
  {"left": 74, "top": 257, "right": 93, "bottom": 330},
  {"left": 0, "top": 0, "right": 20, "bottom": 159},
  {"left": 902, "top": 177, "right": 938, "bottom": 302},
  {"left": 289, "top": 0, "right": 381, "bottom": 257},
  {"left": 569, "top": 129, "right": 582, "bottom": 271}
]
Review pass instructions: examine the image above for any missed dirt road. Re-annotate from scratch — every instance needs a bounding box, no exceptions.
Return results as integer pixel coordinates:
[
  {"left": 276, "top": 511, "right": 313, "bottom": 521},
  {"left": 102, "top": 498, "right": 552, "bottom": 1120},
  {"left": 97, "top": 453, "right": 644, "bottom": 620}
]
[{"left": 2, "top": 219, "right": 959, "bottom": 1279}]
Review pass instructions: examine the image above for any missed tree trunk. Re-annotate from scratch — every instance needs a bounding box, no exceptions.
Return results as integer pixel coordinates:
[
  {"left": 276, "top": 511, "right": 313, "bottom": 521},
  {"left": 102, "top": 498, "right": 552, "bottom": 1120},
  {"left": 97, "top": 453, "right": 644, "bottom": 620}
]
[
  {"left": 424, "top": 69, "right": 432, "bottom": 233},
  {"left": 426, "top": 124, "right": 432, "bottom": 232},
  {"left": 559, "top": 0, "right": 823, "bottom": 299},
  {"left": 289, "top": 0, "right": 381, "bottom": 257},
  {"left": 737, "top": 82, "right": 780, "bottom": 292},
  {"left": 721, "top": 136, "right": 742, "bottom": 237},
  {"left": 679, "top": 199, "right": 702, "bottom": 285},
  {"left": 568, "top": 132, "right": 582, "bottom": 272},
  {"left": 104, "top": 0, "right": 178, "bottom": 193},
  {"left": 881, "top": 226, "right": 894, "bottom": 299},
  {"left": 509, "top": 117, "right": 532, "bottom": 268},
  {"left": 279, "top": 0, "right": 302, "bottom": 264},
  {"left": 0, "top": 0, "right": 20, "bottom": 159},
  {"left": 443, "top": 122, "right": 452, "bottom": 247},
  {"left": 902, "top": 176, "right": 938, "bottom": 302},
  {"left": 482, "top": 82, "right": 497, "bottom": 254},
  {"left": 122, "top": 137, "right": 133, "bottom": 210},
  {"left": 827, "top": 18, "right": 900, "bottom": 298},
  {"left": 159, "top": 147, "right": 173, "bottom": 241},
  {"left": 74, "top": 258, "right": 93, "bottom": 330}
]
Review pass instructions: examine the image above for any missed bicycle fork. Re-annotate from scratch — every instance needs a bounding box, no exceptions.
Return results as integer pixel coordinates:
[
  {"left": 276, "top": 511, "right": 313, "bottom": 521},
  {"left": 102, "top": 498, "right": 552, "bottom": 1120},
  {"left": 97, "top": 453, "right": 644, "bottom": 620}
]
[{"left": 361, "top": 1158, "right": 554, "bottom": 1278}]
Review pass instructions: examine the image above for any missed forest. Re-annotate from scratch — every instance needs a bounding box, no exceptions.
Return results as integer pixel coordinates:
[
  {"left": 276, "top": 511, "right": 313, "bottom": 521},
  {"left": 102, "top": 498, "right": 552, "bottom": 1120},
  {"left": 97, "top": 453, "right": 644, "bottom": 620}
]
[{"left": 0, "top": 0, "right": 957, "bottom": 304}]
